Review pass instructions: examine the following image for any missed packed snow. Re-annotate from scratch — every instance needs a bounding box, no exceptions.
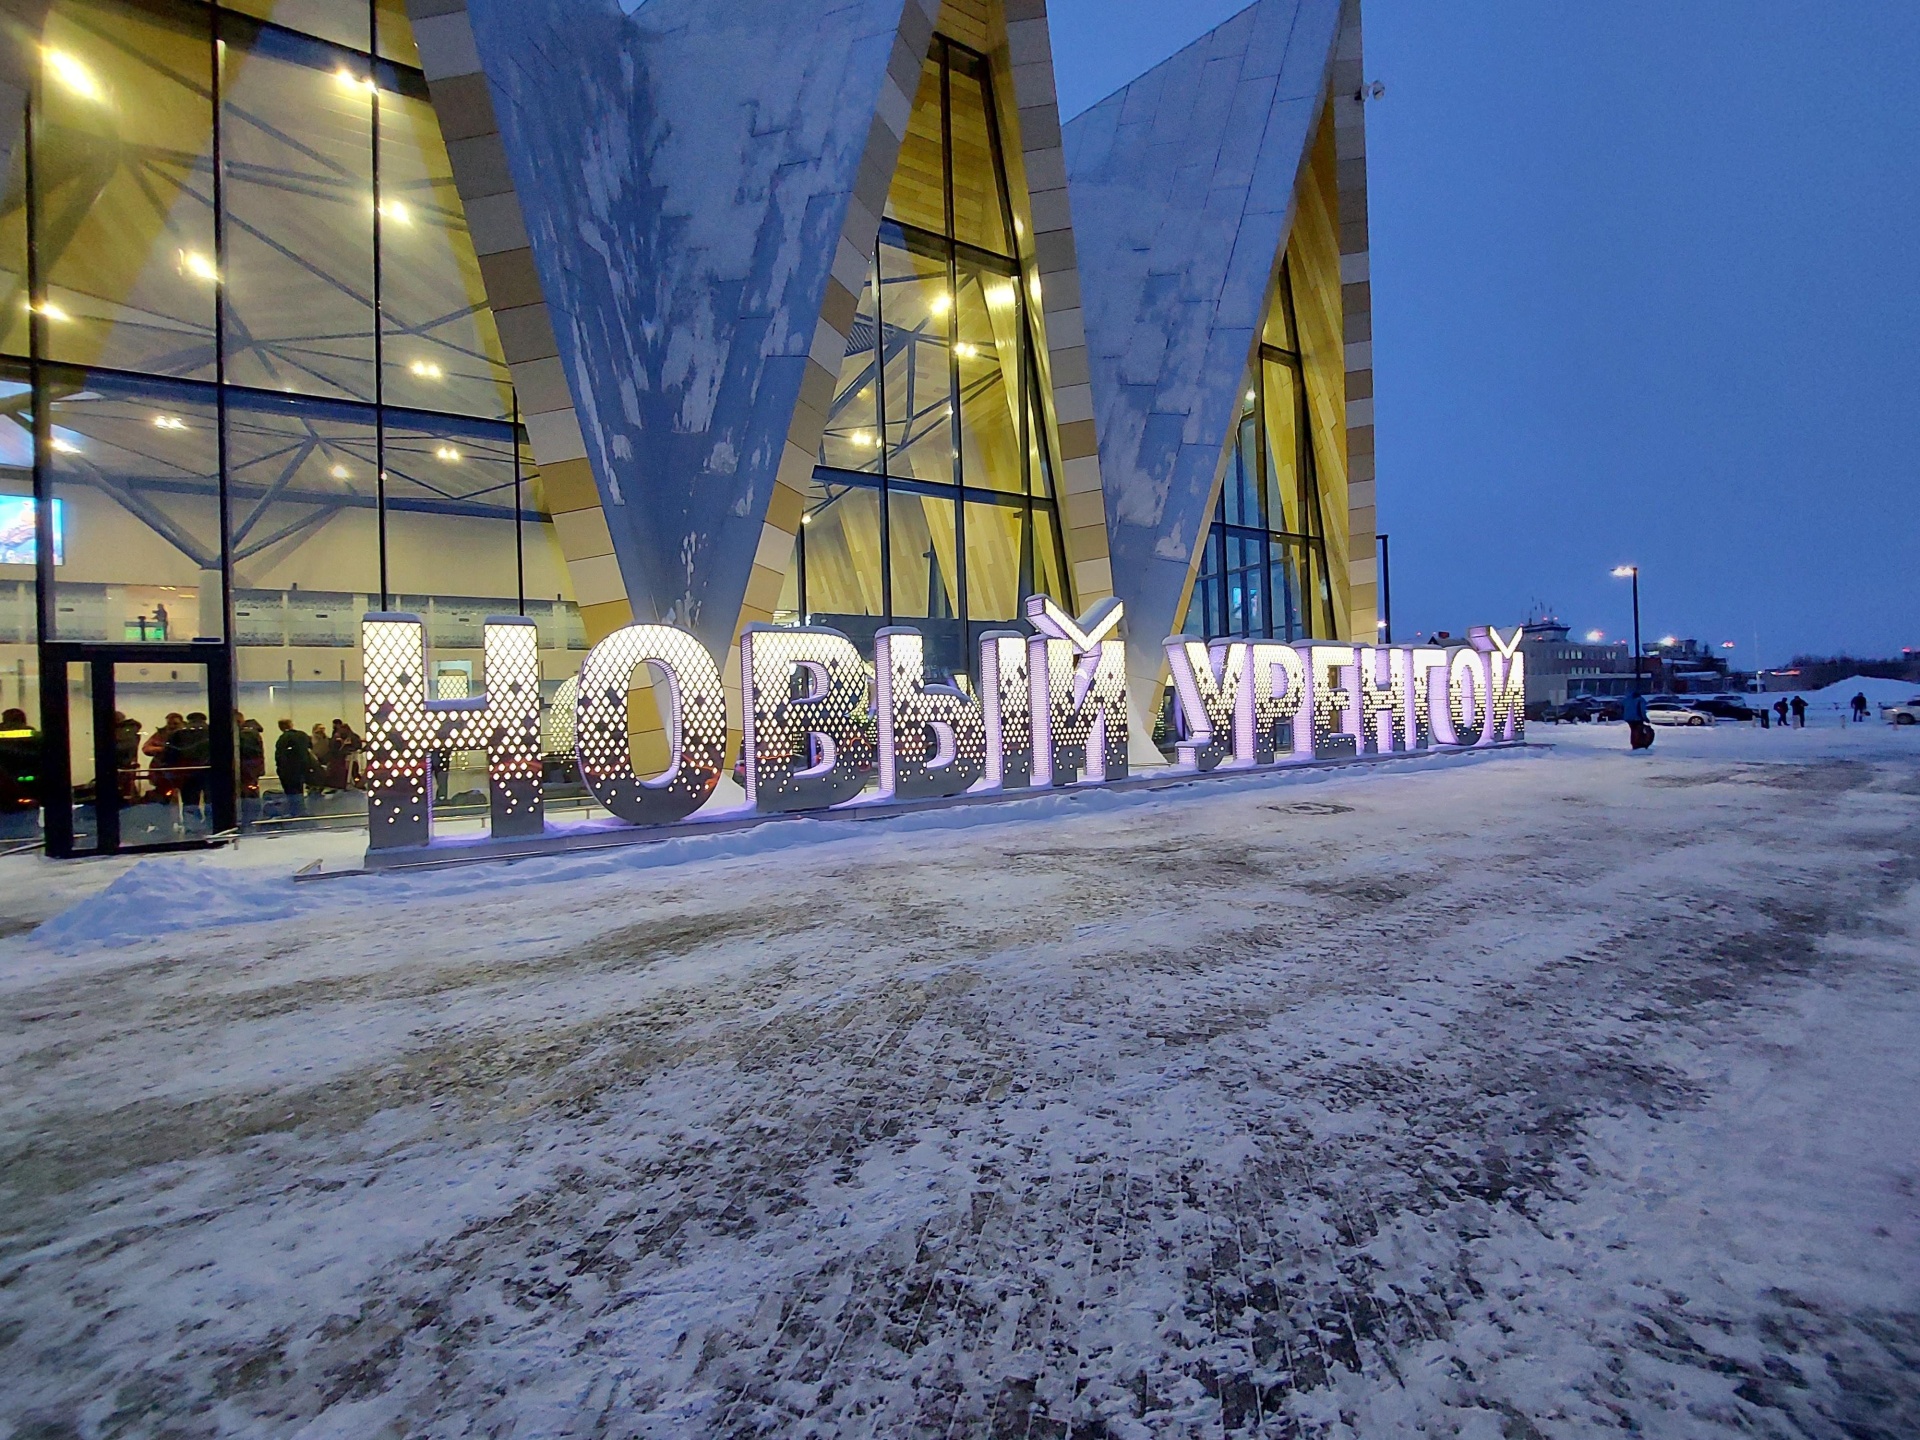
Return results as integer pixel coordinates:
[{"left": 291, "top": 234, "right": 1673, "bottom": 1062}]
[{"left": 1, "top": 721, "right": 1917, "bottom": 1438}]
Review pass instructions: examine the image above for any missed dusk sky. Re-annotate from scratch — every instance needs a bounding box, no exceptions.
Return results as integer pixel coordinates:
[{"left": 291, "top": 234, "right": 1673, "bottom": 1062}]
[{"left": 1048, "top": 1, "right": 1920, "bottom": 667}]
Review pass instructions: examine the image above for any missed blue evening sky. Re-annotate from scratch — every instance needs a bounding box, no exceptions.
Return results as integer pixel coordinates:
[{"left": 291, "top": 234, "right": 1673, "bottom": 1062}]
[{"left": 1047, "top": 1, "right": 1920, "bottom": 666}]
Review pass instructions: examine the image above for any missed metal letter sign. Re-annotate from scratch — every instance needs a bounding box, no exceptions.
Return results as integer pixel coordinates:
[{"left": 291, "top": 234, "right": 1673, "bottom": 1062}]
[
  {"left": 874, "top": 628, "right": 986, "bottom": 801},
  {"left": 575, "top": 624, "right": 727, "bottom": 825},
  {"left": 358, "top": 597, "right": 1523, "bottom": 856},
  {"left": 740, "top": 624, "right": 875, "bottom": 813},
  {"left": 1028, "top": 596, "right": 1128, "bottom": 786},
  {"left": 1164, "top": 638, "right": 1244, "bottom": 773},
  {"left": 363, "top": 613, "right": 542, "bottom": 848}
]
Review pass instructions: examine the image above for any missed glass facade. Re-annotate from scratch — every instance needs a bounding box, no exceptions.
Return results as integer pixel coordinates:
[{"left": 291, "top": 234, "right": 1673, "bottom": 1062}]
[
  {"left": 1183, "top": 258, "right": 1338, "bottom": 644},
  {"left": 0, "top": 0, "right": 583, "bottom": 846},
  {"left": 787, "top": 38, "right": 1071, "bottom": 681}
]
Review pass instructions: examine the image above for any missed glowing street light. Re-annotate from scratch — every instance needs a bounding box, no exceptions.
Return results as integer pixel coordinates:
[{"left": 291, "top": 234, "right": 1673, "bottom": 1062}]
[{"left": 1585, "top": 630, "right": 1604, "bottom": 642}]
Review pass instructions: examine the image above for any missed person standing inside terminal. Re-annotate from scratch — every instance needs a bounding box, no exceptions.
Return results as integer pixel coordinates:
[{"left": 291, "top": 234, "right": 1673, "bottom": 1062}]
[{"left": 275, "top": 718, "right": 313, "bottom": 816}]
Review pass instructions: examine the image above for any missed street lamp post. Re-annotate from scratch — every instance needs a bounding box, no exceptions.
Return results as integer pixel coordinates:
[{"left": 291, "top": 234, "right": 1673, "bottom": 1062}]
[{"left": 1612, "top": 565, "right": 1641, "bottom": 695}]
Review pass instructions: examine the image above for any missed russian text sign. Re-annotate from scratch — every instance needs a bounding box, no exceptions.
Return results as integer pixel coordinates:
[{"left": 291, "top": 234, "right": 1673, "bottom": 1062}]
[{"left": 361, "top": 602, "right": 1523, "bottom": 851}]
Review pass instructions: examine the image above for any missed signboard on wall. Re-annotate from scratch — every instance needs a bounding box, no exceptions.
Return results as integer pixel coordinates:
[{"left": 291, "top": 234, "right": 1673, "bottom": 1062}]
[
  {"left": 0, "top": 497, "right": 62, "bottom": 567},
  {"left": 358, "top": 598, "right": 1524, "bottom": 853}
]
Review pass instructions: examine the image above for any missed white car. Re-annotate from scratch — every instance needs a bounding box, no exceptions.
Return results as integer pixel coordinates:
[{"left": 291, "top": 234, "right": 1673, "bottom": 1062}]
[
  {"left": 1882, "top": 697, "right": 1920, "bottom": 726},
  {"left": 1647, "top": 700, "right": 1713, "bottom": 726}
]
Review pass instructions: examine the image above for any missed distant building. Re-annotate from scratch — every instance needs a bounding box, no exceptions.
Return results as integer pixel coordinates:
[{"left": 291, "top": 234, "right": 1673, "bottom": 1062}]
[
  {"left": 1642, "top": 639, "right": 1740, "bottom": 694},
  {"left": 1518, "top": 621, "right": 1637, "bottom": 710}
]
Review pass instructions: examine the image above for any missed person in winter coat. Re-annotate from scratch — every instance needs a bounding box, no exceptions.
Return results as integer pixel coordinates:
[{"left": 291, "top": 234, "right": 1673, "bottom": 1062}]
[
  {"left": 1623, "top": 692, "right": 1655, "bottom": 751},
  {"left": 1790, "top": 695, "right": 1807, "bottom": 728},
  {"left": 1851, "top": 692, "right": 1869, "bottom": 723},
  {"left": 275, "top": 718, "right": 314, "bottom": 814}
]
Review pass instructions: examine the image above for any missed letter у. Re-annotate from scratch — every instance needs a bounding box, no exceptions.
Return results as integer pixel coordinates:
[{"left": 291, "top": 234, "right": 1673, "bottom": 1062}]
[
  {"left": 875, "top": 627, "right": 985, "bottom": 800},
  {"left": 575, "top": 624, "right": 727, "bottom": 826},
  {"left": 740, "top": 625, "right": 875, "bottom": 813},
  {"left": 1164, "top": 637, "right": 1245, "bottom": 772},
  {"left": 362, "top": 613, "right": 543, "bottom": 849}
]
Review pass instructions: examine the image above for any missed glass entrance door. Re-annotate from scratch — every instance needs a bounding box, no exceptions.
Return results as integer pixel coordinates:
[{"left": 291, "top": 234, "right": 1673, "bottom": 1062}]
[{"left": 41, "top": 643, "right": 236, "bottom": 857}]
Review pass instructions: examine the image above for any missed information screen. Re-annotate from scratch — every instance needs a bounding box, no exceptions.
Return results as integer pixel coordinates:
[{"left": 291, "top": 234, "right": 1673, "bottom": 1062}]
[{"left": 0, "top": 496, "right": 61, "bottom": 566}]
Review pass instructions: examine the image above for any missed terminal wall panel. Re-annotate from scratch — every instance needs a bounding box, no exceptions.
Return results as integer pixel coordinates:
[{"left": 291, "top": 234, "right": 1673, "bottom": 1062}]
[
  {"left": 430, "top": 0, "right": 915, "bottom": 659},
  {"left": 1063, "top": 0, "right": 1342, "bottom": 719}
]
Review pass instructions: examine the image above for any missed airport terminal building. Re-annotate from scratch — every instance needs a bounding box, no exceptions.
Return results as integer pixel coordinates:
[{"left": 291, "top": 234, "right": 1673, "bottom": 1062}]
[{"left": 0, "top": 0, "right": 1378, "bottom": 855}]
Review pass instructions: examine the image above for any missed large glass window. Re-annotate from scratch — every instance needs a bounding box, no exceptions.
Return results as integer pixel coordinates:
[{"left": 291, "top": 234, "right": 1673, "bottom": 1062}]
[
  {"left": 793, "top": 36, "right": 1070, "bottom": 681},
  {"left": 4, "top": 1, "right": 588, "bottom": 842},
  {"left": 1182, "top": 259, "right": 1336, "bottom": 645}
]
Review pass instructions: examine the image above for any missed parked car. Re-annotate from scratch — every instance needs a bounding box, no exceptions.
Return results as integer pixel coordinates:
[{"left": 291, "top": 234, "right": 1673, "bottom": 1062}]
[
  {"left": 1881, "top": 697, "right": 1920, "bottom": 726},
  {"left": 1554, "top": 697, "right": 1617, "bottom": 723},
  {"left": 1691, "top": 696, "right": 1758, "bottom": 721},
  {"left": 1647, "top": 699, "right": 1713, "bottom": 726}
]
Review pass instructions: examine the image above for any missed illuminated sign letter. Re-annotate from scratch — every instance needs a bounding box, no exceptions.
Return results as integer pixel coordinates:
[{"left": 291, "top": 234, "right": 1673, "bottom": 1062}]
[
  {"left": 978, "top": 630, "right": 1033, "bottom": 791},
  {"left": 1448, "top": 647, "right": 1491, "bottom": 747},
  {"left": 740, "top": 624, "right": 874, "bottom": 813},
  {"left": 1482, "top": 627, "right": 1527, "bottom": 741},
  {"left": 575, "top": 624, "right": 726, "bottom": 826},
  {"left": 362, "top": 613, "right": 542, "bottom": 849},
  {"left": 1356, "top": 646, "right": 1411, "bottom": 755},
  {"left": 1028, "top": 596, "right": 1128, "bottom": 786},
  {"left": 1410, "top": 647, "right": 1449, "bottom": 748},
  {"left": 874, "top": 627, "right": 985, "bottom": 801},
  {"left": 1305, "top": 644, "right": 1360, "bottom": 759},
  {"left": 1244, "top": 642, "right": 1311, "bottom": 764},
  {"left": 1164, "top": 637, "right": 1245, "bottom": 772}
]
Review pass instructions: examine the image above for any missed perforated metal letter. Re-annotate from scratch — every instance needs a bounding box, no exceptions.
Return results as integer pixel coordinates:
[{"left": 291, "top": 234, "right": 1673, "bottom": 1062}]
[
  {"left": 575, "top": 624, "right": 727, "bottom": 826},
  {"left": 1244, "top": 642, "right": 1312, "bottom": 765},
  {"left": 1165, "top": 637, "right": 1246, "bottom": 772},
  {"left": 1305, "top": 644, "right": 1360, "bottom": 760},
  {"left": 363, "top": 613, "right": 543, "bottom": 849},
  {"left": 1448, "top": 647, "right": 1491, "bottom": 748},
  {"left": 1028, "top": 597, "right": 1129, "bottom": 786},
  {"left": 740, "top": 624, "right": 874, "bottom": 813},
  {"left": 1356, "top": 646, "right": 1411, "bottom": 755},
  {"left": 1410, "top": 647, "right": 1449, "bottom": 748},
  {"left": 874, "top": 627, "right": 985, "bottom": 801},
  {"left": 1482, "top": 627, "right": 1527, "bottom": 741},
  {"left": 979, "top": 630, "right": 1033, "bottom": 791}
]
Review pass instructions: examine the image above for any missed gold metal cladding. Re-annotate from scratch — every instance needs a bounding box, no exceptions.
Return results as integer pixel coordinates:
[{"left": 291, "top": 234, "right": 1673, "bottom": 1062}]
[
  {"left": 1307, "top": 643, "right": 1360, "bottom": 761},
  {"left": 1244, "top": 642, "right": 1311, "bottom": 765},
  {"left": 740, "top": 623, "right": 875, "bottom": 814},
  {"left": 873, "top": 628, "right": 986, "bottom": 802},
  {"left": 978, "top": 630, "right": 1033, "bottom": 792},
  {"left": 1483, "top": 627, "right": 1528, "bottom": 742},
  {"left": 1164, "top": 637, "right": 1245, "bottom": 773},
  {"left": 1027, "top": 597, "right": 1129, "bottom": 788},
  {"left": 1449, "top": 647, "right": 1491, "bottom": 747},
  {"left": 575, "top": 624, "right": 727, "bottom": 826},
  {"left": 362, "top": 613, "right": 544, "bottom": 850},
  {"left": 1356, "top": 646, "right": 1412, "bottom": 755}
]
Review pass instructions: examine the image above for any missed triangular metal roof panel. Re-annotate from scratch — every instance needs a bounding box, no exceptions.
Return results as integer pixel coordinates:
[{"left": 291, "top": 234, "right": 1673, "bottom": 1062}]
[
  {"left": 1065, "top": 0, "right": 1343, "bottom": 702},
  {"left": 465, "top": 0, "right": 913, "bottom": 654}
]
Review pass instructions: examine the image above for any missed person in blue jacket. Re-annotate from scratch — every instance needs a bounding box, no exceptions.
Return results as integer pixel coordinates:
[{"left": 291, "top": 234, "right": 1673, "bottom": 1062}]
[{"left": 1623, "top": 692, "right": 1654, "bottom": 751}]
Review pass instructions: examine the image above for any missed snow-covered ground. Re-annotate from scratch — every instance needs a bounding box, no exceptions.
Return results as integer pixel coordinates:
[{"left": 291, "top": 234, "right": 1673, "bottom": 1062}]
[{"left": 2, "top": 723, "right": 1917, "bottom": 1438}]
